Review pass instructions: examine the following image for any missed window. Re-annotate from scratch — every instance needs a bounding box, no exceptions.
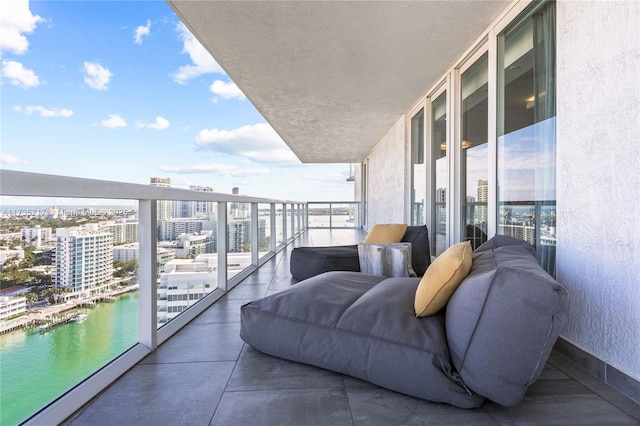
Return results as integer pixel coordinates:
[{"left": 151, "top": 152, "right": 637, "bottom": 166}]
[
  {"left": 431, "top": 90, "right": 447, "bottom": 256},
  {"left": 410, "top": 108, "right": 426, "bottom": 225},
  {"left": 497, "top": 1, "right": 556, "bottom": 274},
  {"left": 461, "top": 52, "right": 489, "bottom": 250}
]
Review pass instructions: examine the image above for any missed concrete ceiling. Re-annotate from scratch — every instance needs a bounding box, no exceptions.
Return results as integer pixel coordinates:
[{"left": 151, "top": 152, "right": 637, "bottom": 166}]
[{"left": 168, "top": 1, "right": 511, "bottom": 163}]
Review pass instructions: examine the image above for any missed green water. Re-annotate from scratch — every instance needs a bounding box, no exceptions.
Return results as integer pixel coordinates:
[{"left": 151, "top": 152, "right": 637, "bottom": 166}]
[{"left": 0, "top": 292, "right": 139, "bottom": 426}]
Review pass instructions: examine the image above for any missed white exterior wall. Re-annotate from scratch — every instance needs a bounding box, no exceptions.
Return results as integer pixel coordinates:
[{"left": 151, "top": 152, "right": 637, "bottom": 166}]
[
  {"left": 364, "top": 116, "right": 406, "bottom": 227},
  {"left": 0, "top": 296, "right": 26, "bottom": 321},
  {"left": 556, "top": 0, "right": 640, "bottom": 381}
]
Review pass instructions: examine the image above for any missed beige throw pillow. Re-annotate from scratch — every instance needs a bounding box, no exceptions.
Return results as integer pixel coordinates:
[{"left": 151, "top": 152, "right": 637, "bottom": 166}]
[
  {"left": 363, "top": 224, "right": 408, "bottom": 244},
  {"left": 414, "top": 241, "right": 472, "bottom": 317}
]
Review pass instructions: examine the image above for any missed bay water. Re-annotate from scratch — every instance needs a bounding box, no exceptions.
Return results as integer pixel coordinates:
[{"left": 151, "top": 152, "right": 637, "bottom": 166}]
[{"left": 0, "top": 292, "right": 139, "bottom": 426}]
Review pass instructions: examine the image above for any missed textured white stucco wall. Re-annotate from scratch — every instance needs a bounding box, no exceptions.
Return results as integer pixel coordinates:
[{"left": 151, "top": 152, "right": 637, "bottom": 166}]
[
  {"left": 365, "top": 116, "right": 406, "bottom": 227},
  {"left": 556, "top": 0, "right": 640, "bottom": 380}
]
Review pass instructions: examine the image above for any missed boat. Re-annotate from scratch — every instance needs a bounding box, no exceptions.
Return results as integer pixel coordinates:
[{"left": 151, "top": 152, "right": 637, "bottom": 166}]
[{"left": 69, "top": 313, "right": 88, "bottom": 323}]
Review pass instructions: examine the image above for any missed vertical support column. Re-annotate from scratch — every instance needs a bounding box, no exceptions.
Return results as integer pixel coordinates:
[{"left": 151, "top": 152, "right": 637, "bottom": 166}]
[
  {"left": 303, "top": 203, "right": 308, "bottom": 231},
  {"left": 487, "top": 28, "right": 498, "bottom": 238},
  {"left": 217, "top": 201, "right": 228, "bottom": 292},
  {"left": 251, "top": 203, "right": 259, "bottom": 265},
  {"left": 138, "top": 199, "right": 157, "bottom": 351},
  {"left": 270, "top": 203, "right": 277, "bottom": 251},
  {"left": 282, "top": 203, "right": 288, "bottom": 242}
]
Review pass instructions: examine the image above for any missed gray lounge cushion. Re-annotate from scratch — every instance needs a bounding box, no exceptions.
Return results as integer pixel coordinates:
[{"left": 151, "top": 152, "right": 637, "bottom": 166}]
[
  {"left": 289, "top": 225, "right": 431, "bottom": 280},
  {"left": 445, "top": 243, "right": 569, "bottom": 406},
  {"left": 241, "top": 271, "right": 484, "bottom": 408}
]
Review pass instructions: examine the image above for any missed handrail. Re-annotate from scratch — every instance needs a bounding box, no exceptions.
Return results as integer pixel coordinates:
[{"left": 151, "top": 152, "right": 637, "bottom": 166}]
[{"left": 0, "top": 170, "right": 305, "bottom": 204}]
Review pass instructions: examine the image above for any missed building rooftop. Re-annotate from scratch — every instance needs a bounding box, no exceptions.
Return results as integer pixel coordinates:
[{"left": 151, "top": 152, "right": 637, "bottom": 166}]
[{"left": 64, "top": 229, "right": 640, "bottom": 425}]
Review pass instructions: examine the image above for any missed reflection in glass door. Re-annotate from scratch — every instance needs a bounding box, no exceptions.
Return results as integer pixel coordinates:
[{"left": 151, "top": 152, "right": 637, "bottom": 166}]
[
  {"left": 497, "top": 1, "right": 556, "bottom": 274},
  {"left": 410, "top": 108, "right": 426, "bottom": 225},
  {"left": 431, "top": 92, "right": 447, "bottom": 256},
  {"left": 461, "top": 53, "right": 489, "bottom": 250}
]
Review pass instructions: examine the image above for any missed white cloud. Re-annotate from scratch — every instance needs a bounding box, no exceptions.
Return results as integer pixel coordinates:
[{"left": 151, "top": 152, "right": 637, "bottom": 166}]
[
  {"left": 171, "top": 22, "right": 224, "bottom": 84},
  {"left": 0, "top": 0, "right": 44, "bottom": 55},
  {"left": 14, "top": 105, "right": 73, "bottom": 118},
  {"left": 210, "top": 80, "right": 246, "bottom": 101},
  {"left": 134, "top": 20, "right": 151, "bottom": 45},
  {"left": 2, "top": 60, "right": 39, "bottom": 88},
  {"left": 195, "top": 123, "right": 299, "bottom": 165},
  {"left": 100, "top": 114, "right": 127, "bottom": 129},
  {"left": 83, "top": 61, "right": 112, "bottom": 90},
  {"left": 159, "top": 163, "right": 269, "bottom": 178},
  {"left": 0, "top": 153, "right": 29, "bottom": 165},
  {"left": 136, "top": 116, "right": 170, "bottom": 131}
]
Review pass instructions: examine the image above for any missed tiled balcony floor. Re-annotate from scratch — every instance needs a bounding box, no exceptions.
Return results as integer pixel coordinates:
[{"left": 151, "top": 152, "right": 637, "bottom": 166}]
[{"left": 66, "top": 229, "right": 640, "bottom": 425}]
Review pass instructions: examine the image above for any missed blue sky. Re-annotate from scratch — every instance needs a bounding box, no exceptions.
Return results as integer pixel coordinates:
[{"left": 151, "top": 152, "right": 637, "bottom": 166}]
[{"left": 1, "top": 0, "right": 355, "bottom": 204}]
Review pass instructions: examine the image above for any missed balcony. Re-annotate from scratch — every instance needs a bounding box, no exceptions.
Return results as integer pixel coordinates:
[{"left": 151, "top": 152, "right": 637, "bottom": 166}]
[
  {"left": 59, "top": 228, "right": 640, "bottom": 426},
  {"left": 2, "top": 170, "right": 639, "bottom": 425}
]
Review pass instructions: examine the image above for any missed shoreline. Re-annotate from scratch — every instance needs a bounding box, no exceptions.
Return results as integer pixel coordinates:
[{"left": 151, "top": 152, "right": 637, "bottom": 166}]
[{"left": 0, "top": 284, "right": 139, "bottom": 335}]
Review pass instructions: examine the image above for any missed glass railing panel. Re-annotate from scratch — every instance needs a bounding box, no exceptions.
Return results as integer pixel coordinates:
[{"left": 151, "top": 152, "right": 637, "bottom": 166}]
[
  {"left": 0, "top": 196, "right": 139, "bottom": 426},
  {"left": 307, "top": 202, "right": 360, "bottom": 228},
  {"left": 156, "top": 199, "right": 218, "bottom": 326},
  {"left": 286, "top": 204, "right": 294, "bottom": 241},
  {"left": 275, "top": 204, "right": 285, "bottom": 246},
  {"left": 308, "top": 203, "right": 331, "bottom": 227},
  {"left": 258, "top": 203, "right": 271, "bottom": 258},
  {"left": 227, "top": 202, "right": 251, "bottom": 280}
]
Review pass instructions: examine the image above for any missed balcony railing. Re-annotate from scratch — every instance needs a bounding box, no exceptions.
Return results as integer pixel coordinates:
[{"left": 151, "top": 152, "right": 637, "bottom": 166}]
[
  {"left": 307, "top": 201, "right": 360, "bottom": 229},
  {"left": 0, "top": 170, "right": 310, "bottom": 425}
]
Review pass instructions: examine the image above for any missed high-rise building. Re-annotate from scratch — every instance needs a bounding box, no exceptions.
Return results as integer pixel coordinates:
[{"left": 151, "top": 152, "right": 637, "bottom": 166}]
[
  {"left": 477, "top": 180, "right": 488, "bottom": 225},
  {"left": 100, "top": 221, "right": 138, "bottom": 244},
  {"left": 173, "top": 185, "right": 216, "bottom": 218},
  {"left": 150, "top": 177, "right": 173, "bottom": 221},
  {"left": 54, "top": 225, "right": 114, "bottom": 292}
]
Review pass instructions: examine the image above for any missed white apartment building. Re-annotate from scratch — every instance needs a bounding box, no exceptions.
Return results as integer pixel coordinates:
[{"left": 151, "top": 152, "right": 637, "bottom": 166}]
[
  {"left": 157, "top": 257, "right": 216, "bottom": 323},
  {"left": 150, "top": 177, "right": 173, "bottom": 221},
  {"left": 0, "top": 296, "right": 26, "bottom": 321},
  {"left": 55, "top": 225, "right": 114, "bottom": 293},
  {"left": 158, "top": 218, "right": 210, "bottom": 241},
  {"left": 100, "top": 221, "right": 139, "bottom": 245},
  {"left": 0, "top": 248, "right": 24, "bottom": 267},
  {"left": 113, "top": 243, "right": 175, "bottom": 273},
  {"left": 21, "top": 225, "right": 53, "bottom": 248},
  {"left": 173, "top": 185, "right": 217, "bottom": 218}
]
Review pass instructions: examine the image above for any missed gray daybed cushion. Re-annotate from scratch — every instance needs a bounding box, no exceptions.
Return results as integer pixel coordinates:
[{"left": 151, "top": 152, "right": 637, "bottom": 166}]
[
  {"left": 240, "top": 271, "right": 484, "bottom": 408},
  {"left": 445, "top": 241, "right": 569, "bottom": 406}
]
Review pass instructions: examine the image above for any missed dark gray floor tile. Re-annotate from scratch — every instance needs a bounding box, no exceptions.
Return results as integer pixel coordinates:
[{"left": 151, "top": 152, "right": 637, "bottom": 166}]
[
  {"left": 484, "top": 394, "right": 640, "bottom": 425},
  {"left": 69, "top": 361, "right": 234, "bottom": 426},
  {"left": 346, "top": 387, "right": 497, "bottom": 426},
  {"left": 226, "top": 345, "right": 344, "bottom": 391},
  {"left": 538, "top": 362, "right": 571, "bottom": 380},
  {"left": 191, "top": 299, "right": 248, "bottom": 324},
  {"left": 141, "top": 323, "right": 243, "bottom": 364},
  {"left": 224, "top": 283, "right": 269, "bottom": 300},
  {"left": 211, "top": 389, "right": 352, "bottom": 426}
]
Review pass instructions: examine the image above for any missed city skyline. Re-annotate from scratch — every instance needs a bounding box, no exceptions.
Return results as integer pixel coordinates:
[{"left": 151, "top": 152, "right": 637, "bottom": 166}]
[{"left": 1, "top": 0, "right": 355, "bottom": 205}]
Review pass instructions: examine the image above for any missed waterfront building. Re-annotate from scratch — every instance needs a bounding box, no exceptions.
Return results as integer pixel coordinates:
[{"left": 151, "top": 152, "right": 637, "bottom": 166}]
[
  {"left": 100, "top": 221, "right": 139, "bottom": 245},
  {"left": 0, "top": 296, "right": 26, "bottom": 321},
  {"left": 54, "top": 225, "right": 113, "bottom": 292},
  {"left": 21, "top": 226, "right": 53, "bottom": 248}
]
